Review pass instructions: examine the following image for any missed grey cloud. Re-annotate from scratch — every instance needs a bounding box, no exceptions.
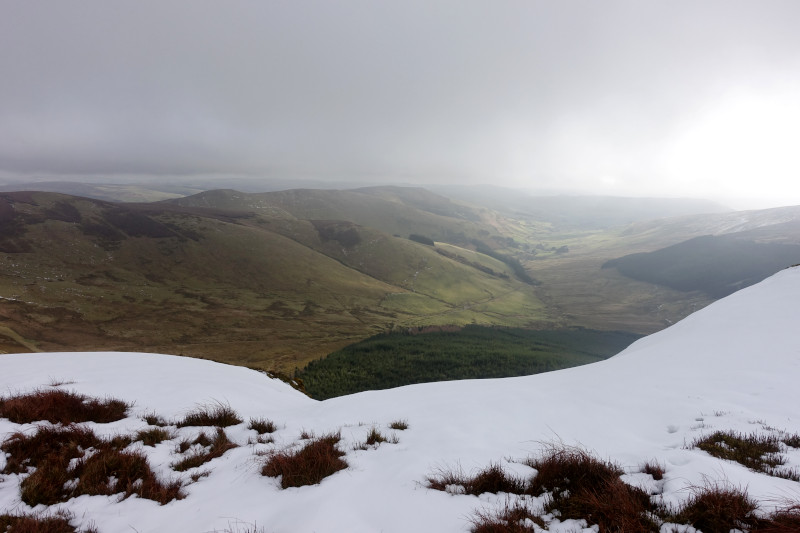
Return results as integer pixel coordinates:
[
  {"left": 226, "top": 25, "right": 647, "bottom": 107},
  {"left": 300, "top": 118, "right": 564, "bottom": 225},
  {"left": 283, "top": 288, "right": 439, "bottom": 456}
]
[{"left": 2, "top": 1, "right": 800, "bottom": 203}]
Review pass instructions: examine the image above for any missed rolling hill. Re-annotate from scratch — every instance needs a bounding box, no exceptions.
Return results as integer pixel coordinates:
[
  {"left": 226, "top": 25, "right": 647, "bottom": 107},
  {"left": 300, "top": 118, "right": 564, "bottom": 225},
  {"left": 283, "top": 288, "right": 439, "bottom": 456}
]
[
  {"left": 522, "top": 203, "right": 800, "bottom": 332},
  {"left": 429, "top": 184, "right": 731, "bottom": 229},
  {"left": 0, "top": 190, "right": 547, "bottom": 371},
  {"left": 165, "top": 187, "right": 504, "bottom": 248},
  {"left": 603, "top": 233, "right": 800, "bottom": 297}
]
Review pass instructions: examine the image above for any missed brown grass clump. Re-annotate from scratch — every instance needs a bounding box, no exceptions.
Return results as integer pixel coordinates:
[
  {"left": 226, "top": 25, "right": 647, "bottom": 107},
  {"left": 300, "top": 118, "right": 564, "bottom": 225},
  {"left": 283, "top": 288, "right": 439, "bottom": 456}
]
[
  {"left": 565, "top": 477, "right": 657, "bottom": 532},
  {"left": 465, "top": 465, "right": 525, "bottom": 496},
  {"left": 248, "top": 417, "right": 278, "bottom": 434},
  {"left": 470, "top": 501, "right": 545, "bottom": 532},
  {"left": 1, "top": 425, "right": 102, "bottom": 475},
  {"left": 673, "top": 482, "right": 759, "bottom": 533},
  {"left": 427, "top": 463, "right": 526, "bottom": 496},
  {"left": 20, "top": 456, "right": 76, "bottom": 506},
  {"left": 781, "top": 433, "right": 800, "bottom": 449},
  {"left": 365, "top": 427, "right": 388, "bottom": 446},
  {"left": 189, "top": 469, "right": 212, "bottom": 483},
  {"left": 2, "top": 424, "right": 182, "bottom": 506},
  {"left": 262, "top": 432, "right": 347, "bottom": 488},
  {"left": 0, "top": 389, "right": 129, "bottom": 424},
  {"left": 758, "top": 504, "right": 800, "bottom": 532},
  {"left": 428, "top": 445, "right": 800, "bottom": 532},
  {"left": 0, "top": 511, "right": 83, "bottom": 533},
  {"left": 641, "top": 460, "right": 666, "bottom": 481},
  {"left": 389, "top": 419, "right": 409, "bottom": 430},
  {"left": 73, "top": 448, "right": 184, "bottom": 504},
  {"left": 692, "top": 431, "right": 799, "bottom": 480},
  {"left": 193, "top": 432, "right": 214, "bottom": 447},
  {"left": 177, "top": 402, "right": 242, "bottom": 427},
  {"left": 427, "top": 447, "right": 656, "bottom": 530},
  {"left": 525, "top": 446, "right": 623, "bottom": 495},
  {"left": 21, "top": 446, "right": 183, "bottom": 506},
  {"left": 354, "top": 427, "right": 398, "bottom": 449},
  {"left": 142, "top": 411, "right": 169, "bottom": 426},
  {"left": 134, "top": 427, "right": 173, "bottom": 446},
  {"left": 523, "top": 446, "right": 657, "bottom": 531},
  {"left": 175, "top": 430, "right": 216, "bottom": 453},
  {"left": 172, "top": 428, "right": 238, "bottom": 471}
]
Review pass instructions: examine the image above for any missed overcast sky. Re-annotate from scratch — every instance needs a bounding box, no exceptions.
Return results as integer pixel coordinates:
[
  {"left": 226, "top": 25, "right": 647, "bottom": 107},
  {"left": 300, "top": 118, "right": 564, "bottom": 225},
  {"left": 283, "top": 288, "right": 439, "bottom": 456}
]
[{"left": 2, "top": 1, "right": 800, "bottom": 208}]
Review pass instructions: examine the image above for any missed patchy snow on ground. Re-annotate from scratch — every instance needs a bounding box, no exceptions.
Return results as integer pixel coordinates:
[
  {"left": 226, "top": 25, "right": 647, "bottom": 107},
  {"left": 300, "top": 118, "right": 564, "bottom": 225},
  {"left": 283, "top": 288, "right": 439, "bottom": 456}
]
[{"left": 2, "top": 267, "right": 800, "bottom": 532}]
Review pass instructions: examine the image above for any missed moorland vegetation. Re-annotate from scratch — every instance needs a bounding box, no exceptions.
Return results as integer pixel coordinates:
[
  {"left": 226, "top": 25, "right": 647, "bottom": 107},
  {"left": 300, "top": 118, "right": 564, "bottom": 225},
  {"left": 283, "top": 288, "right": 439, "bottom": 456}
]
[{"left": 3, "top": 386, "right": 800, "bottom": 532}]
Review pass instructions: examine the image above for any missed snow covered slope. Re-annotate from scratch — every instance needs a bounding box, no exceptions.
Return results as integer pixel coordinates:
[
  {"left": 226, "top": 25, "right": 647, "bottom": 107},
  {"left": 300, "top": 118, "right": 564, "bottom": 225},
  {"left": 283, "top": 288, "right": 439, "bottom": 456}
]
[{"left": 2, "top": 267, "right": 800, "bottom": 532}]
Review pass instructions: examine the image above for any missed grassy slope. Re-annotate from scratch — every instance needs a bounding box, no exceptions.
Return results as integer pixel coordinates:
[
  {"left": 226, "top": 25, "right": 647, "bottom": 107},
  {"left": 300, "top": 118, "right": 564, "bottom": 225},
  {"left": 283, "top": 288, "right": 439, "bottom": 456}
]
[
  {"left": 522, "top": 231, "right": 716, "bottom": 333},
  {"left": 603, "top": 234, "right": 800, "bottom": 297},
  {"left": 168, "top": 188, "right": 502, "bottom": 246},
  {"left": 526, "top": 209, "right": 800, "bottom": 333},
  {"left": 8, "top": 186, "right": 797, "bottom": 378},
  {"left": 0, "top": 192, "right": 546, "bottom": 371}
]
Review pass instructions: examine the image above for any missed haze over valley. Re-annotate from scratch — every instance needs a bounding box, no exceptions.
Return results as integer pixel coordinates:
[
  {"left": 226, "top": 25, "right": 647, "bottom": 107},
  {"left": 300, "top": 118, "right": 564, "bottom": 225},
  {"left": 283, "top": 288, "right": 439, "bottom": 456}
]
[{"left": 2, "top": 183, "right": 800, "bottom": 389}]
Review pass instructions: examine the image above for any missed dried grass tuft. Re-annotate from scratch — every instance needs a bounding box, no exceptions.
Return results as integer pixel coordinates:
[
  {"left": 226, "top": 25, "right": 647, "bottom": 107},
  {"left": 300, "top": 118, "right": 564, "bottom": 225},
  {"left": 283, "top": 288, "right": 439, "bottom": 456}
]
[
  {"left": 673, "top": 482, "right": 759, "bottom": 532},
  {"left": 177, "top": 402, "right": 242, "bottom": 427},
  {"left": 172, "top": 428, "right": 238, "bottom": 471},
  {"left": 0, "top": 389, "right": 129, "bottom": 424},
  {"left": 427, "top": 463, "right": 526, "bottom": 496},
  {"left": 134, "top": 427, "right": 174, "bottom": 447},
  {"left": 641, "top": 460, "right": 666, "bottom": 481},
  {"left": 389, "top": 419, "right": 409, "bottom": 431},
  {"left": 2, "top": 424, "right": 182, "bottom": 506},
  {"left": 248, "top": 417, "right": 278, "bottom": 434},
  {"left": 0, "top": 510, "right": 83, "bottom": 533},
  {"left": 262, "top": 433, "right": 347, "bottom": 488}
]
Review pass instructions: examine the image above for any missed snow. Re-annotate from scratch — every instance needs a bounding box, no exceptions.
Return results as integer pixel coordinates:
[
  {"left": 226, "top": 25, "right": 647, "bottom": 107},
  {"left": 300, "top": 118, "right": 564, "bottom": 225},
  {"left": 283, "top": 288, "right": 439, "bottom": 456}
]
[{"left": 2, "top": 266, "right": 800, "bottom": 532}]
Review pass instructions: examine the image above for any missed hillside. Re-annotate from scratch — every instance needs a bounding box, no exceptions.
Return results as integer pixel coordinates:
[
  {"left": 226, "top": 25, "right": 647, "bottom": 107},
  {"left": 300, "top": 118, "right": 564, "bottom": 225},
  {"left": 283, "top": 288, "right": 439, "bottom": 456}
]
[
  {"left": 603, "top": 234, "right": 800, "bottom": 297},
  {"left": 166, "top": 187, "right": 501, "bottom": 247},
  {"left": 618, "top": 205, "right": 800, "bottom": 248},
  {"left": 0, "top": 180, "right": 200, "bottom": 203},
  {"left": 1, "top": 267, "right": 799, "bottom": 532},
  {"left": 0, "top": 191, "right": 546, "bottom": 370},
  {"left": 429, "top": 185, "right": 731, "bottom": 229},
  {"left": 165, "top": 187, "right": 792, "bottom": 336},
  {"left": 298, "top": 327, "right": 641, "bottom": 399},
  {"left": 4, "top": 185, "right": 800, "bottom": 372},
  {"left": 523, "top": 203, "right": 800, "bottom": 333}
]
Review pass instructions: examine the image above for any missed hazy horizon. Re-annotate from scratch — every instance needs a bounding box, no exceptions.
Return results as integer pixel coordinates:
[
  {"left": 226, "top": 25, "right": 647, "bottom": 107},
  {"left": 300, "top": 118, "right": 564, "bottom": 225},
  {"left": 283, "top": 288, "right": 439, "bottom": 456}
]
[{"left": 2, "top": 1, "right": 799, "bottom": 210}]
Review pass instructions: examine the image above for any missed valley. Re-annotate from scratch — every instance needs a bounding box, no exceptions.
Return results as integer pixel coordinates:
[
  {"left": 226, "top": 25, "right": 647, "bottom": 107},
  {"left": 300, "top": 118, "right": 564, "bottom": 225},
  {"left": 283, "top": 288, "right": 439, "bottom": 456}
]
[{"left": 1, "top": 184, "right": 799, "bottom": 379}]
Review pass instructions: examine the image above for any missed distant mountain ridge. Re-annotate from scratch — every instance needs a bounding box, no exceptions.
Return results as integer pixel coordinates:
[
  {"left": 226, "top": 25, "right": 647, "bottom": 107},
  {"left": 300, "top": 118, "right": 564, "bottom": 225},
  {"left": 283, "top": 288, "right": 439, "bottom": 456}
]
[
  {"left": 603, "top": 234, "right": 800, "bottom": 297},
  {"left": 165, "top": 187, "right": 493, "bottom": 245},
  {"left": 602, "top": 206, "right": 800, "bottom": 297},
  {"left": 619, "top": 204, "right": 800, "bottom": 244},
  {"left": 429, "top": 184, "right": 731, "bottom": 229}
]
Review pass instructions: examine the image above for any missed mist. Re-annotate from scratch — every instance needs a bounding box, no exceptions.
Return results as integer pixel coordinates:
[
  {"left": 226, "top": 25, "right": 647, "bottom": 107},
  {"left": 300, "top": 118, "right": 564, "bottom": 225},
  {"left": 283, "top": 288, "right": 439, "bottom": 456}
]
[{"left": 2, "top": 1, "right": 800, "bottom": 208}]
